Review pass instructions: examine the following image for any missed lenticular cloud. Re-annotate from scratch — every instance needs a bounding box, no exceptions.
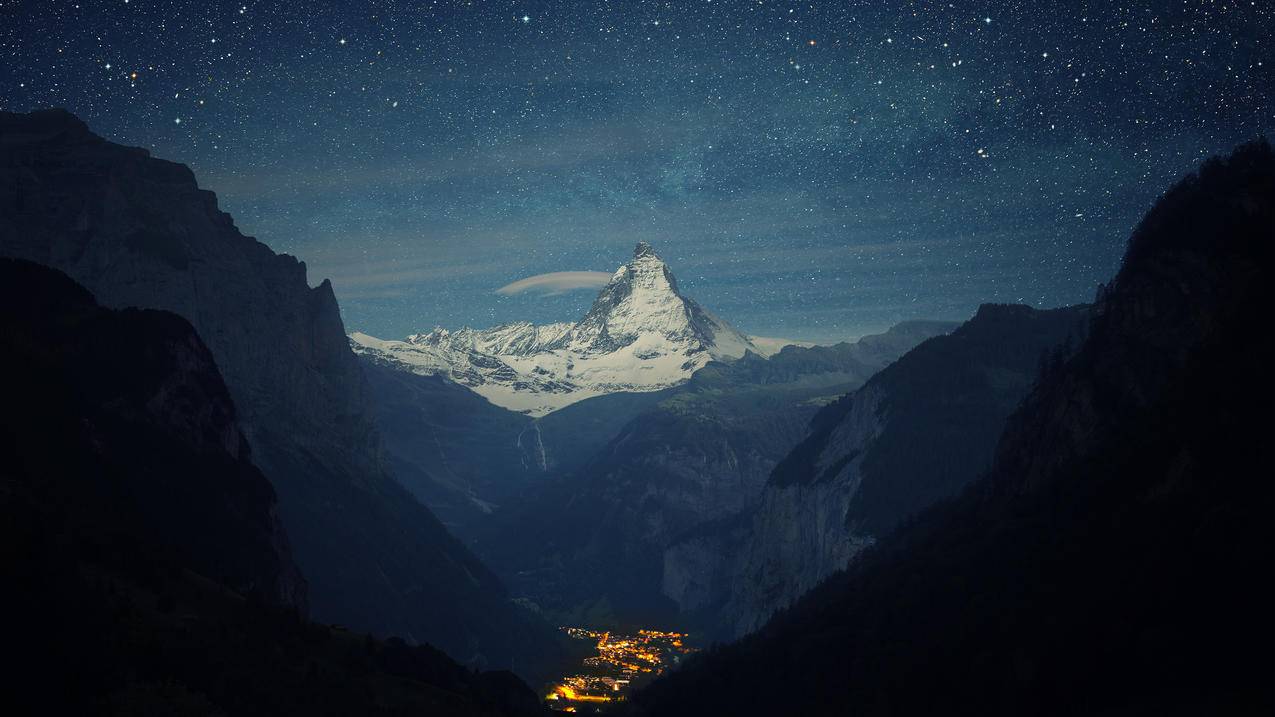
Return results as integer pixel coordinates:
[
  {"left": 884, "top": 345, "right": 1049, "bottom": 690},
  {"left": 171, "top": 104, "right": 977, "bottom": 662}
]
[{"left": 496, "top": 271, "right": 612, "bottom": 296}]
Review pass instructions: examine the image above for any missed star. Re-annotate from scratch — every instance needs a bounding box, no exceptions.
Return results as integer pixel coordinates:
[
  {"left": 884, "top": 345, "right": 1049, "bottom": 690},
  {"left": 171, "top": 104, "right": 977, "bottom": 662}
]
[{"left": 5, "top": 0, "right": 1262, "bottom": 343}]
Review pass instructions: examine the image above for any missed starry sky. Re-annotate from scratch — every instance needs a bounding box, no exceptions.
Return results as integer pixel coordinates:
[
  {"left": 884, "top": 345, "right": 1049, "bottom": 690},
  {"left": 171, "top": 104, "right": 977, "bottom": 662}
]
[{"left": 2, "top": 1, "right": 1271, "bottom": 342}]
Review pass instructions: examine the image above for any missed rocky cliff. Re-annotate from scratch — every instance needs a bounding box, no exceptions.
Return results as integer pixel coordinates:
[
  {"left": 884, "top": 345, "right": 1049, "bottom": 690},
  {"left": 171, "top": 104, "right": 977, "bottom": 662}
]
[
  {"left": 0, "top": 257, "right": 306, "bottom": 608},
  {"left": 636, "top": 138, "right": 1275, "bottom": 717},
  {"left": 476, "top": 320, "right": 953, "bottom": 622},
  {"left": 667, "top": 303, "right": 1088, "bottom": 637},
  {"left": 0, "top": 257, "right": 553, "bottom": 717},
  {"left": 0, "top": 109, "right": 558, "bottom": 676}
]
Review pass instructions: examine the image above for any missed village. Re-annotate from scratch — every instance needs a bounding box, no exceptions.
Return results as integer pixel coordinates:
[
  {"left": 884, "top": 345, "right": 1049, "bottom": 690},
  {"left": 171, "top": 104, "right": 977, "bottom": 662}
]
[{"left": 546, "top": 627, "right": 697, "bottom": 711}]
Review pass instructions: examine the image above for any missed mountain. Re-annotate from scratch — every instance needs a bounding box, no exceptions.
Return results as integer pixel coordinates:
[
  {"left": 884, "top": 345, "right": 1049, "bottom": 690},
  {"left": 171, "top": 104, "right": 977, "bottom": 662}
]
[
  {"left": 473, "top": 320, "right": 955, "bottom": 625},
  {"left": 663, "top": 303, "right": 1088, "bottom": 639},
  {"left": 359, "top": 321, "right": 951, "bottom": 548},
  {"left": 0, "top": 258, "right": 548, "bottom": 717},
  {"left": 0, "top": 257, "right": 306, "bottom": 612},
  {"left": 0, "top": 109, "right": 559, "bottom": 678},
  {"left": 635, "top": 140, "right": 1275, "bottom": 716},
  {"left": 351, "top": 241, "right": 760, "bottom": 416}
]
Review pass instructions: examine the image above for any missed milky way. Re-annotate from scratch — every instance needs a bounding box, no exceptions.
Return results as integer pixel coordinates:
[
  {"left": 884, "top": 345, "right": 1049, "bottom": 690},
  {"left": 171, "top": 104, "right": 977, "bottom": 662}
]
[{"left": 2, "top": 1, "right": 1271, "bottom": 340}]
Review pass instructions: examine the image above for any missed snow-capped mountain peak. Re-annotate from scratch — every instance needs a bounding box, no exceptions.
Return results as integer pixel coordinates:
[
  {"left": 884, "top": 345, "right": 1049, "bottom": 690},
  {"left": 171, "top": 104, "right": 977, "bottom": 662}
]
[
  {"left": 553, "top": 242, "right": 753, "bottom": 360},
  {"left": 351, "top": 243, "right": 758, "bottom": 415}
]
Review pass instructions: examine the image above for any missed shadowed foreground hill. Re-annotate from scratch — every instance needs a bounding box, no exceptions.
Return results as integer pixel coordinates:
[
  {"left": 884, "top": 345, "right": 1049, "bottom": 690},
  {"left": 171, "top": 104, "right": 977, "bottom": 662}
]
[
  {"left": 636, "top": 140, "right": 1274, "bottom": 716},
  {"left": 0, "top": 258, "right": 546, "bottom": 717},
  {"left": 0, "top": 108, "right": 559, "bottom": 677}
]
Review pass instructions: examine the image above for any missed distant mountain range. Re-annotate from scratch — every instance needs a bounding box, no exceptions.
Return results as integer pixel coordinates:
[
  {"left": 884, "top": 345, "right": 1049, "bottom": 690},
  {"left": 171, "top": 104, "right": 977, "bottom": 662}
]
[
  {"left": 351, "top": 241, "right": 773, "bottom": 416},
  {"left": 351, "top": 241, "right": 962, "bottom": 601}
]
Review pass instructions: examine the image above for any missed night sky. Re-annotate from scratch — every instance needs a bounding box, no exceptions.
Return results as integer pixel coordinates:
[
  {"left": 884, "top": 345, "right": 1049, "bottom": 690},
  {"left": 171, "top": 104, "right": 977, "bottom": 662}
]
[{"left": 2, "top": 1, "right": 1271, "bottom": 342}]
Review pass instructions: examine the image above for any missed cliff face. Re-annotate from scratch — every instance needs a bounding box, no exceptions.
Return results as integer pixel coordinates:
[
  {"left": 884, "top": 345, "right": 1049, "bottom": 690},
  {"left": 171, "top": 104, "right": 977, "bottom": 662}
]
[
  {"left": 663, "top": 387, "right": 882, "bottom": 631},
  {"left": 0, "top": 262, "right": 551, "bottom": 717},
  {"left": 0, "top": 257, "right": 306, "bottom": 608},
  {"left": 0, "top": 109, "right": 557, "bottom": 676},
  {"left": 665, "top": 304, "right": 1089, "bottom": 637},
  {"left": 0, "top": 110, "right": 374, "bottom": 467},
  {"left": 636, "top": 140, "right": 1275, "bottom": 717},
  {"left": 476, "top": 321, "right": 953, "bottom": 622}
]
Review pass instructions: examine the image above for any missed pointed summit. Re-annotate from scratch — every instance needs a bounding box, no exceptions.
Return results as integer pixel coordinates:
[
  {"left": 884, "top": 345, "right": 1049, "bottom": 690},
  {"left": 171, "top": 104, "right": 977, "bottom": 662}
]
[
  {"left": 633, "top": 240, "right": 659, "bottom": 260},
  {"left": 352, "top": 242, "right": 758, "bottom": 415},
  {"left": 554, "top": 242, "right": 754, "bottom": 359}
]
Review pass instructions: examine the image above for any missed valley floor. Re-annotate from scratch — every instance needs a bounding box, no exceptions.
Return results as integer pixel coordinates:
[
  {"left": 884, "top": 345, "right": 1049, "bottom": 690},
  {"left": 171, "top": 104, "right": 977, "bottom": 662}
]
[{"left": 545, "top": 626, "right": 698, "bottom": 712}]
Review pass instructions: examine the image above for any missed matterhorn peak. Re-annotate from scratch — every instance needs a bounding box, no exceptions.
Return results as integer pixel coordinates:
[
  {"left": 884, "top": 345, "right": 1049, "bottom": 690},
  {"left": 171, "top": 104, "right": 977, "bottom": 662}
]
[
  {"left": 620, "top": 241, "right": 678, "bottom": 293},
  {"left": 633, "top": 240, "right": 659, "bottom": 260},
  {"left": 351, "top": 242, "right": 758, "bottom": 415}
]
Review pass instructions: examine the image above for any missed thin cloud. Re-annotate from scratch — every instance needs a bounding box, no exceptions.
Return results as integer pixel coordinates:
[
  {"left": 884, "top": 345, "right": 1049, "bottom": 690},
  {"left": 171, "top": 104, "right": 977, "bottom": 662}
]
[{"left": 496, "top": 271, "right": 612, "bottom": 296}]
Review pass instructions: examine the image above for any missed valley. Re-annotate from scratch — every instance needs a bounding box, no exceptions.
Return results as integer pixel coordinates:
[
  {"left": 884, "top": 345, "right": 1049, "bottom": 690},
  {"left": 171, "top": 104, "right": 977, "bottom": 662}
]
[{"left": 1, "top": 9, "right": 1269, "bottom": 707}]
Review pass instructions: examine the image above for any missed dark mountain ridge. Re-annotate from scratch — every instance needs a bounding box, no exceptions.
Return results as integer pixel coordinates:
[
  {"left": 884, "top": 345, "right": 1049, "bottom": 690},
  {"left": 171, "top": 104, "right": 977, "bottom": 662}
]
[
  {"left": 0, "top": 258, "right": 546, "bottom": 716},
  {"left": 636, "top": 138, "right": 1275, "bottom": 716},
  {"left": 0, "top": 108, "right": 559, "bottom": 677},
  {"left": 1, "top": 257, "right": 305, "bottom": 611},
  {"left": 664, "top": 302, "right": 1089, "bottom": 638}
]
